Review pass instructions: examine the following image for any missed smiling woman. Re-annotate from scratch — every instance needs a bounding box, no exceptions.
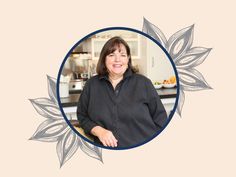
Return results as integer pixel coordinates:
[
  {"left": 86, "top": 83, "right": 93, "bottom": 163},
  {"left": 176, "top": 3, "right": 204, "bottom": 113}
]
[
  {"left": 76, "top": 36, "right": 168, "bottom": 148},
  {"left": 58, "top": 28, "right": 179, "bottom": 150},
  {"left": 96, "top": 37, "right": 137, "bottom": 89}
]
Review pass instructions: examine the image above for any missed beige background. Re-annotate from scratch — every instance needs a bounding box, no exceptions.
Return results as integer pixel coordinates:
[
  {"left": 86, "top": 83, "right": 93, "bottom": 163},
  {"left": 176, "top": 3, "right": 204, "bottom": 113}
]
[{"left": 1, "top": 0, "right": 236, "bottom": 176}]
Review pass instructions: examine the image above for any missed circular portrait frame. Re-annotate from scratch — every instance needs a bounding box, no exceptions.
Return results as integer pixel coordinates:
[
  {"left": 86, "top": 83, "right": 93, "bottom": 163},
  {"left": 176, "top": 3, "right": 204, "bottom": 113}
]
[{"left": 56, "top": 27, "right": 180, "bottom": 150}]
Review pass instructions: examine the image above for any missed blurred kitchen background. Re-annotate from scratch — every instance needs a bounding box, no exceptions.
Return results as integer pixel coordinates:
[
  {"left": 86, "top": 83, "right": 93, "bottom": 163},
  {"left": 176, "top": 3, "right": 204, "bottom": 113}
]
[{"left": 59, "top": 30, "right": 177, "bottom": 134}]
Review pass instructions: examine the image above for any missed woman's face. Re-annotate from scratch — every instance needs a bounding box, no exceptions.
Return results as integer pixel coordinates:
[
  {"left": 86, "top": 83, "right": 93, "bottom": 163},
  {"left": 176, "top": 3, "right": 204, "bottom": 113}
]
[{"left": 105, "top": 44, "right": 129, "bottom": 77}]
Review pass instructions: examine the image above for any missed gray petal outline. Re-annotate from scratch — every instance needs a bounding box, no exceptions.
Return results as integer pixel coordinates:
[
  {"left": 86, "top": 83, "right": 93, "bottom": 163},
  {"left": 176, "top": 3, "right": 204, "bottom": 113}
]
[
  {"left": 30, "top": 119, "right": 69, "bottom": 142},
  {"left": 167, "top": 25, "right": 194, "bottom": 61},
  {"left": 142, "top": 17, "right": 168, "bottom": 48},
  {"left": 177, "top": 88, "right": 185, "bottom": 116},
  {"left": 175, "top": 47, "right": 212, "bottom": 68},
  {"left": 80, "top": 138, "right": 103, "bottom": 163},
  {"left": 47, "top": 75, "right": 58, "bottom": 105},
  {"left": 56, "top": 129, "right": 81, "bottom": 167},
  {"left": 178, "top": 68, "right": 212, "bottom": 91},
  {"left": 29, "top": 98, "right": 62, "bottom": 119}
]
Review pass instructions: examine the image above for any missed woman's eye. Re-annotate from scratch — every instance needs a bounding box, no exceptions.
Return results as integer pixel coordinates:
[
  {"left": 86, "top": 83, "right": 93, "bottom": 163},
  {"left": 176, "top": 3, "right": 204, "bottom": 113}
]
[{"left": 108, "top": 54, "right": 114, "bottom": 57}]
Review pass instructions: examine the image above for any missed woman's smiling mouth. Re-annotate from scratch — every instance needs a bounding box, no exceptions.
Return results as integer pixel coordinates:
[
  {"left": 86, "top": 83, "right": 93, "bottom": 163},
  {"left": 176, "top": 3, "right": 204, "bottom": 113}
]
[{"left": 113, "top": 64, "right": 122, "bottom": 68}]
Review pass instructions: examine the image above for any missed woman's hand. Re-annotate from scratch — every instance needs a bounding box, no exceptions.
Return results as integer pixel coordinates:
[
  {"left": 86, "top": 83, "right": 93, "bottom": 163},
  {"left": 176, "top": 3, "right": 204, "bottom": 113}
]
[{"left": 91, "top": 126, "right": 118, "bottom": 147}]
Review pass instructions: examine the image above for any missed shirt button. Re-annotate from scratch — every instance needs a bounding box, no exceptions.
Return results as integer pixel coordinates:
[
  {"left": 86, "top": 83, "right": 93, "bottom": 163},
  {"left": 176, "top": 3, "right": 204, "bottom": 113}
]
[{"left": 115, "top": 90, "right": 119, "bottom": 95}]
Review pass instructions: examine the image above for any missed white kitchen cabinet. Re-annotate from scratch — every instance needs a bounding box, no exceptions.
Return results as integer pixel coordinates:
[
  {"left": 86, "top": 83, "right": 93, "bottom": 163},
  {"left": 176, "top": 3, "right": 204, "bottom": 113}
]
[
  {"left": 136, "top": 36, "right": 176, "bottom": 83},
  {"left": 91, "top": 36, "right": 140, "bottom": 60}
]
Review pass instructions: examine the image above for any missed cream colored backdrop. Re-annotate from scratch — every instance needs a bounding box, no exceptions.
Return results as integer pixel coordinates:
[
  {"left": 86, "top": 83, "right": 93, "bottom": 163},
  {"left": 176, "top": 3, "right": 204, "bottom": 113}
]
[{"left": 1, "top": 0, "right": 235, "bottom": 176}]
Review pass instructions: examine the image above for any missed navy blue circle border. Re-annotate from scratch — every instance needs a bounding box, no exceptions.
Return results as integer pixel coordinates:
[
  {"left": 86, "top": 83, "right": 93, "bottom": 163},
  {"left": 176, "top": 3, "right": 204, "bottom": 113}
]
[{"left": 56, "top": 27, "right": 180, "bottom": 150}]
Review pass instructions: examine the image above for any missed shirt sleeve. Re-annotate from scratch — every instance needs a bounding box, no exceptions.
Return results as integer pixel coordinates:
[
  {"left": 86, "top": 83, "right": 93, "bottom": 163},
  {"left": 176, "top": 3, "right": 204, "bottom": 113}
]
[
  {"left": 146, "top": 79, "right": 167, "bottom": 130},
  {"left": 76, "top": 80, "right": 97, "bottom": 134}
]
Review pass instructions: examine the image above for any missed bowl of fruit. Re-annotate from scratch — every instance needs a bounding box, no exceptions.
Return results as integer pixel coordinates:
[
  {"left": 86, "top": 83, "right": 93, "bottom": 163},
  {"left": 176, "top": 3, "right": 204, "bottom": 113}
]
[{"left": 163, "top": 76, "right": 176, "bottom": 88}]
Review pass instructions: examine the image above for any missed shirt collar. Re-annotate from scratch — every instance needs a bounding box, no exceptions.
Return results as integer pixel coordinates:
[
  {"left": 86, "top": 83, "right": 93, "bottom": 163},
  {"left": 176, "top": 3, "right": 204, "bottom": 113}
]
[{"left": 99, "top": 68, "right": 133, "bottom": 81}]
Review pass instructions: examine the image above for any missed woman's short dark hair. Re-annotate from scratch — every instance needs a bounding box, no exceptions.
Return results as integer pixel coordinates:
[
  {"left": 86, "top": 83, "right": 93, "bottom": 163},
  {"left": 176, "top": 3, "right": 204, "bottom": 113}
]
[{"left": 96, "top": 36, "right": 137, "bottom": 75}]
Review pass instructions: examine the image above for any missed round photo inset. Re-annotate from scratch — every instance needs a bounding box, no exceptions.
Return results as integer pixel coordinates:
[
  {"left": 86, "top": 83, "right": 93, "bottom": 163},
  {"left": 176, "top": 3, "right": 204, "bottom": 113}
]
[{"left": 57, "top": 27, "right": 179, "bottom": 150}]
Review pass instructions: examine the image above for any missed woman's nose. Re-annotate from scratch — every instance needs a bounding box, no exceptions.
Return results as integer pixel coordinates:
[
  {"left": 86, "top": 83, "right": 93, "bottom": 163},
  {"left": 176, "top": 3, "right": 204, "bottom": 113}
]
[{"left": 114, "top": 54, "right": 120, "bottom": 61}]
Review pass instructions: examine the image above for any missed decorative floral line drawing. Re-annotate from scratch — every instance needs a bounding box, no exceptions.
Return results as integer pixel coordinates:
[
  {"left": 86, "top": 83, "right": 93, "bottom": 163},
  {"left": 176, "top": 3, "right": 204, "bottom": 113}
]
[
  {"left": 143, "top": 18, "right": 212, "bottom": 116},
  {"left": 29, "top": 76, "right": 103, "bottom": 167},
  {"left": 29, "top": 18, "right": 212, "bottom": 167}
]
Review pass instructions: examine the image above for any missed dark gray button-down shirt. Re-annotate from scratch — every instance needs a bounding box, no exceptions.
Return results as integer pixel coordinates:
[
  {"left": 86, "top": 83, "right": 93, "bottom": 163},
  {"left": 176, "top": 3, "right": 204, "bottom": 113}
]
[{"left": 77, "top": 68, "right": 167, "bottom": 148}]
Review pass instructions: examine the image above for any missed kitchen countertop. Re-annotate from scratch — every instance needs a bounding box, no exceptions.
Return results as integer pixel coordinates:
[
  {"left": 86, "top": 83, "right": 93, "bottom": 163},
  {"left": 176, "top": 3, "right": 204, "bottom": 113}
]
[{"left": 61, "top": 87, "right": 177, "bottom": 108}]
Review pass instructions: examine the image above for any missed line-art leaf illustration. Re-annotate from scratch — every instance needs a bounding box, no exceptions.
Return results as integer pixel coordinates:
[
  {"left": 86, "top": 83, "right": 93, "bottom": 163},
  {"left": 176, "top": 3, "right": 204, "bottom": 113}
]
[
  {"left": 30, "top": 75, "right": 103, "bottom": 167},
  {"left": 142, "top": 17, "right": 167, "bottom": 48},
  {"left": 30, "top": 119, "right": 69, "bottom": 142},
  {"left": 47, "top": 75, "right": 58, "bottom": 105},
  {"left": 80, "top": 138, "right": 103, "bottom": 163},
  {"left": 177, "top": 88, "right": 185, "bottom": 116},
  {"left": 29, "top": 98, "right": 62, "bottom": 119},
  {"left": 175, "top": 47, "right": 212, "bottom": 68},
  {"left": 56, "top": 129, "right": 81, "bottom": 167},
  {"left": 167, "top": 25, "right": 194, "bottom": 61},
  {"left": 178, "top": 68, "right": 212, "bottom": 91},
  {"left": 143, "top": 18, "right": 212, "bottom": 116}
]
